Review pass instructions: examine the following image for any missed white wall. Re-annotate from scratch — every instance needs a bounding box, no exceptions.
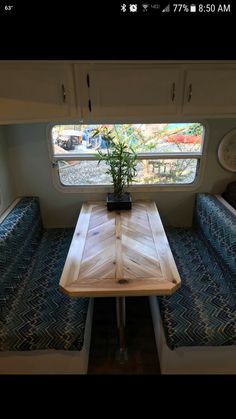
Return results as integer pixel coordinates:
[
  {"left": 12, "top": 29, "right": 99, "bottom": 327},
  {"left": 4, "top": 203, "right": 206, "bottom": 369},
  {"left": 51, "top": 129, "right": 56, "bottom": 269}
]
[
  {"left": 5, "top": 121, "right": 236, "bottom": 228},
  {"left": 0, "top": 126, "right": 15, "bottom": 215}
]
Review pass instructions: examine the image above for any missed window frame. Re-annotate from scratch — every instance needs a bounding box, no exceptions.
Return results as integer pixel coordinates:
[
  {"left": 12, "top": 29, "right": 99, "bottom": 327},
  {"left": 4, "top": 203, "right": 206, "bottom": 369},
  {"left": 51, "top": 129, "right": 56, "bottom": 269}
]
[{"left": 47, "top": 121, "right": 208, "bottom": 193}]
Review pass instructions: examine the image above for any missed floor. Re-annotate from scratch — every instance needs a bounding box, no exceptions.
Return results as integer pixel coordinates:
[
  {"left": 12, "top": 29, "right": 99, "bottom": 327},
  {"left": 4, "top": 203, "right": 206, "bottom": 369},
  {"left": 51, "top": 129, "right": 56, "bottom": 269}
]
[{"left": 88, "top": 296, "right": 160, "bottom": 374}]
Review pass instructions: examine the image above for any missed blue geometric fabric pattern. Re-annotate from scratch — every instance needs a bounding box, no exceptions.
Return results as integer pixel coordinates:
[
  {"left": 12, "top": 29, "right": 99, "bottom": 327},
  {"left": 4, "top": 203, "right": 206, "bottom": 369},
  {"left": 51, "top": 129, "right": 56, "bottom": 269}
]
[
  {"left": 159, "top": 194, "right": 236, "bottom": 350},
  {"left": 0, "top": 198, "right": 89, "bottom": 351},
  {"left": 0, "top": 198, "right": 43, "bottom": 320},
  {"left": 194, "top": 193, "right": 236, "bottom": 275}
]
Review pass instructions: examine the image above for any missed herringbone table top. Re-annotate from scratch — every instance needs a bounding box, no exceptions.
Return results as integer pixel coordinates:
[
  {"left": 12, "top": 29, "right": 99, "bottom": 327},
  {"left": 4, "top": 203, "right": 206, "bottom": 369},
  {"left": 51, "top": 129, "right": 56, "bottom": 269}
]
[{"left": 60, "top": 201, "right": 181, "bottom": 297}]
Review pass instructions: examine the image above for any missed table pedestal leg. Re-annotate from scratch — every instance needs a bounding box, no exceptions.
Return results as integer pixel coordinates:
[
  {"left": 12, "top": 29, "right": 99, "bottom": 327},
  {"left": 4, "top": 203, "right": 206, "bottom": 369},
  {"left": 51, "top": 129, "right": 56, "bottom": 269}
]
[{"left": 116, "top": 297, "right": 128, "bottom": 363}]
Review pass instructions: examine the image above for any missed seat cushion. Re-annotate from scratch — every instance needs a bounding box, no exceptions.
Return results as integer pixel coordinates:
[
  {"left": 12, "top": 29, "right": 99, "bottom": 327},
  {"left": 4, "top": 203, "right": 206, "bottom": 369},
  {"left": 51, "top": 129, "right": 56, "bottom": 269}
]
[
  {"left": 0, "top": 228, "right": 89, "bottom": 351},
  {"left": 159, "top": 228, "right": 236, "bottom": 350}
]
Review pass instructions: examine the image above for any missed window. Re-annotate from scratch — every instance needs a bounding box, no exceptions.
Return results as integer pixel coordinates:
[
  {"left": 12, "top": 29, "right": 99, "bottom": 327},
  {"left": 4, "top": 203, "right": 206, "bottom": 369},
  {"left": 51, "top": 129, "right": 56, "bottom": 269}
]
[{"left": 50, "top": 123, "right": 205, "bottom": 189}]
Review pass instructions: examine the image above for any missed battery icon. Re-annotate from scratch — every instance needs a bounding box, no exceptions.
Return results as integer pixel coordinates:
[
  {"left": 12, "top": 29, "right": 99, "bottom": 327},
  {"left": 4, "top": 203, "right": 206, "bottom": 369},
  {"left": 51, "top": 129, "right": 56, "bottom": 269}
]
[{"left": 190, "top": 4, "right": 196, "bottom": 12}]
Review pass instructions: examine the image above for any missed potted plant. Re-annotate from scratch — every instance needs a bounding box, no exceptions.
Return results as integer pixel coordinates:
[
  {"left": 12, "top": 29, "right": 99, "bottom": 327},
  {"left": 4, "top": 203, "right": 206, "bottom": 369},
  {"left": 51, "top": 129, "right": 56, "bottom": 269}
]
[{"left": 93, "top": 127, "right": 137, "bottom": 211}]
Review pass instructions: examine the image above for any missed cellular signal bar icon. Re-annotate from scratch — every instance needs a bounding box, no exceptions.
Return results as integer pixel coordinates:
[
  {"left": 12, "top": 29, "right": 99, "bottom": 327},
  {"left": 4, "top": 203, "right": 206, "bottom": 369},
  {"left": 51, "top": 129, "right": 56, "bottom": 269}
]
[{"left": 162, "top": 4, "right": 170, "bottom": 12}]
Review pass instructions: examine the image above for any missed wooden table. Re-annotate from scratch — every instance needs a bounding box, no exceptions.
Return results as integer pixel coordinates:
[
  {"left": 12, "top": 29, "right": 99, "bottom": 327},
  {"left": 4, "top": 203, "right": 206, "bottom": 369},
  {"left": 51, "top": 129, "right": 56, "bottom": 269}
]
[{"left": 60, "top": 201, "right": 181, "bottom": 359}]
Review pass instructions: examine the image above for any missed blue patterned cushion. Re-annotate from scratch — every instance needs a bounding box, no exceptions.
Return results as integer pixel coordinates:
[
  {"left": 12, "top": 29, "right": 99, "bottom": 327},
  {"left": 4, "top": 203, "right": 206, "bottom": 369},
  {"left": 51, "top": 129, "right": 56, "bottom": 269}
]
[
  {"left": 0, "top": 197, "right": 42, "bottom": 268},
  {"left": 0, "top": 229, "right": 89, "bottom": 351},
  {"left": 159, "top": 228, "right": 236, "bottom": 350},
  {"left": 0, "top": 197, "right": 90, "bottom": 351},
  {"left": 0, "top": 198, "right": 43, "bottom": 320},
  {"left": 194, "top": 193, "right": 236, "bottom": 275}
]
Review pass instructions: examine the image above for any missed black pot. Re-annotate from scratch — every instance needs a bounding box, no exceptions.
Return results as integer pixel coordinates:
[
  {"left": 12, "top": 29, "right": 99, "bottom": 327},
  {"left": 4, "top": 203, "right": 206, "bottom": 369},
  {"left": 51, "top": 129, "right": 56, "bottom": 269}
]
[{"left": 107, "top": 192, "right": 132, "bottom": 211}]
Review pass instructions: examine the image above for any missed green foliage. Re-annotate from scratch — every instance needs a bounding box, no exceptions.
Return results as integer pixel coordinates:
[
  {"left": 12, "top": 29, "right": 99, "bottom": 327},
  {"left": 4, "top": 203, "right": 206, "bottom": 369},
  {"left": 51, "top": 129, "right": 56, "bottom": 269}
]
[
  {"left": 94, "top": 128, "right": 137, "bottom": 199},
  {"left": 186, "top": 123, "right": 203, "bottom": 136}
]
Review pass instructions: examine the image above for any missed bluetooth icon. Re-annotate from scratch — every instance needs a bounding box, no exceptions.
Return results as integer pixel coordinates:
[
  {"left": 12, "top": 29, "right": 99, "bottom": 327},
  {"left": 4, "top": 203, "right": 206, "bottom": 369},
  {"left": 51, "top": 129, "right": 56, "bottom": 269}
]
[{"left": 121, "top": 3, "right": 127, "bottom": 12}]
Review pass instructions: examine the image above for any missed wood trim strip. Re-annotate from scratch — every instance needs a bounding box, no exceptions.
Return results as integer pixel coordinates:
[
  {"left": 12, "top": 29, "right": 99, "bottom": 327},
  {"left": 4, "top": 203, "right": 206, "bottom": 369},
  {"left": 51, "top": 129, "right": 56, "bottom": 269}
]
[
  {"left": 64, "top": 279, "right": 175, "bottom": 298},
  {"left": 146, "top": 202, "right": 181, "bottom": 287},
  {"left": 60, "top": 203, "right": 93, "bottom": 289},
  {"left": 215, "top": 194, "right": 236, "bottom": 216},
  {"left": 0, "top": 198, "right": 21, "bottom": 223}
]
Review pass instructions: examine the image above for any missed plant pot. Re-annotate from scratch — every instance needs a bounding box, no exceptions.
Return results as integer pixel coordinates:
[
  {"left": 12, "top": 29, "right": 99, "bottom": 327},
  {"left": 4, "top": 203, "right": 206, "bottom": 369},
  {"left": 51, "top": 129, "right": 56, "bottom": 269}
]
[{"left": 107, "top": 192, "right": 132, "bottom": 211}]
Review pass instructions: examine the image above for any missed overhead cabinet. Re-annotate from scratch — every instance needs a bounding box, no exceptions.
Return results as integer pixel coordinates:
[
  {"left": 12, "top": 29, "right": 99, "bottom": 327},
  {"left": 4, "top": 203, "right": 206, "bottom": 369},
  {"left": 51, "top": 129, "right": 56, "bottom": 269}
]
[
  {"left": 1, "top": 62, "right": 236, "bottom": 123},
  {"left": 77, "top": 64, "right": 236, "bottom": 120},
  {"left": 75, "top": 65, "right": 183, "bottom": 120},
  {"left": 0, "top": 63, "right": 77, "bottom": 123},
  {"left": 182, "top": 68, "right": 236, "bottom": 116}
]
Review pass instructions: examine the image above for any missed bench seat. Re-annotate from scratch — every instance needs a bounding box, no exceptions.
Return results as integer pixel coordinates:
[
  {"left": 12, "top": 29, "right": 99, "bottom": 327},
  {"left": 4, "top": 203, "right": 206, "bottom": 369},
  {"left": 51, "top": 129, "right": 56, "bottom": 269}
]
[
  {"left": 159, "top": 228, "right": 236, "bottom": 349},
  {"left": 149, "top": 193, "right": 236, "bottom": 374},
  {"left": 0, "top": 197, "right": 93, "bottom": 373}
]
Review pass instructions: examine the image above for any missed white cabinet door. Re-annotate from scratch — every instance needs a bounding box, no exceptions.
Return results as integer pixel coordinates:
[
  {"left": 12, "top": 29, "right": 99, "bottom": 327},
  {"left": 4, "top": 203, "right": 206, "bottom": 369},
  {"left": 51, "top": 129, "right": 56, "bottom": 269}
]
[
  {"left": 76, "top": 64, "right": 183, "bottom": 121},
  {"left": 183, "top": 68, "right": 236, "bottom": 116},
  {"left": 0, "top": 63, "right": 77, "bottom": 123}
]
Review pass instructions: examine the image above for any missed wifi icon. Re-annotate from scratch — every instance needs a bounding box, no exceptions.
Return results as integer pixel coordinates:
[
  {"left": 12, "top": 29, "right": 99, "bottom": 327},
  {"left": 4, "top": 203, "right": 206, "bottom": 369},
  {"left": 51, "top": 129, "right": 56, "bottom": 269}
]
[{"left": 142, "top": 3, "right": 149, "bottom": 11}]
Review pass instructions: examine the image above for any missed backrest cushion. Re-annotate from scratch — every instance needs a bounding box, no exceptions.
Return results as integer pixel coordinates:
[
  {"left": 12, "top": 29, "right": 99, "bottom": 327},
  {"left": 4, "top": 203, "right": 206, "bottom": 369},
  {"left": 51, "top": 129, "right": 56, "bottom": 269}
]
[
  {"left": 0, "top": 197, "right": 43, "bottom": 318},
  {"left": 194, "top": 193, "right": 236, "bottom": 275}
]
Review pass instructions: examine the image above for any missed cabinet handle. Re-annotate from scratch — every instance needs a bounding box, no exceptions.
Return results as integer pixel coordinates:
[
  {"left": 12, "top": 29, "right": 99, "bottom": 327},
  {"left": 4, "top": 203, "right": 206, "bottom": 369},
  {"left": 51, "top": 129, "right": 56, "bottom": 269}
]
[
  {"left": 187, "top": 83, "right": 192, "bottom": 102},
  {"left": 61, "top": 84, "right": 66, "bottom": 103},
  {"left": 171, "top": 82, "right": 176, "bottom": 102},
  {"left": 88, "top": 99, "right": 92, "bottom": 112},
  {"left": 86, "top": 73, "right": 90, "bottom": 88}
]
